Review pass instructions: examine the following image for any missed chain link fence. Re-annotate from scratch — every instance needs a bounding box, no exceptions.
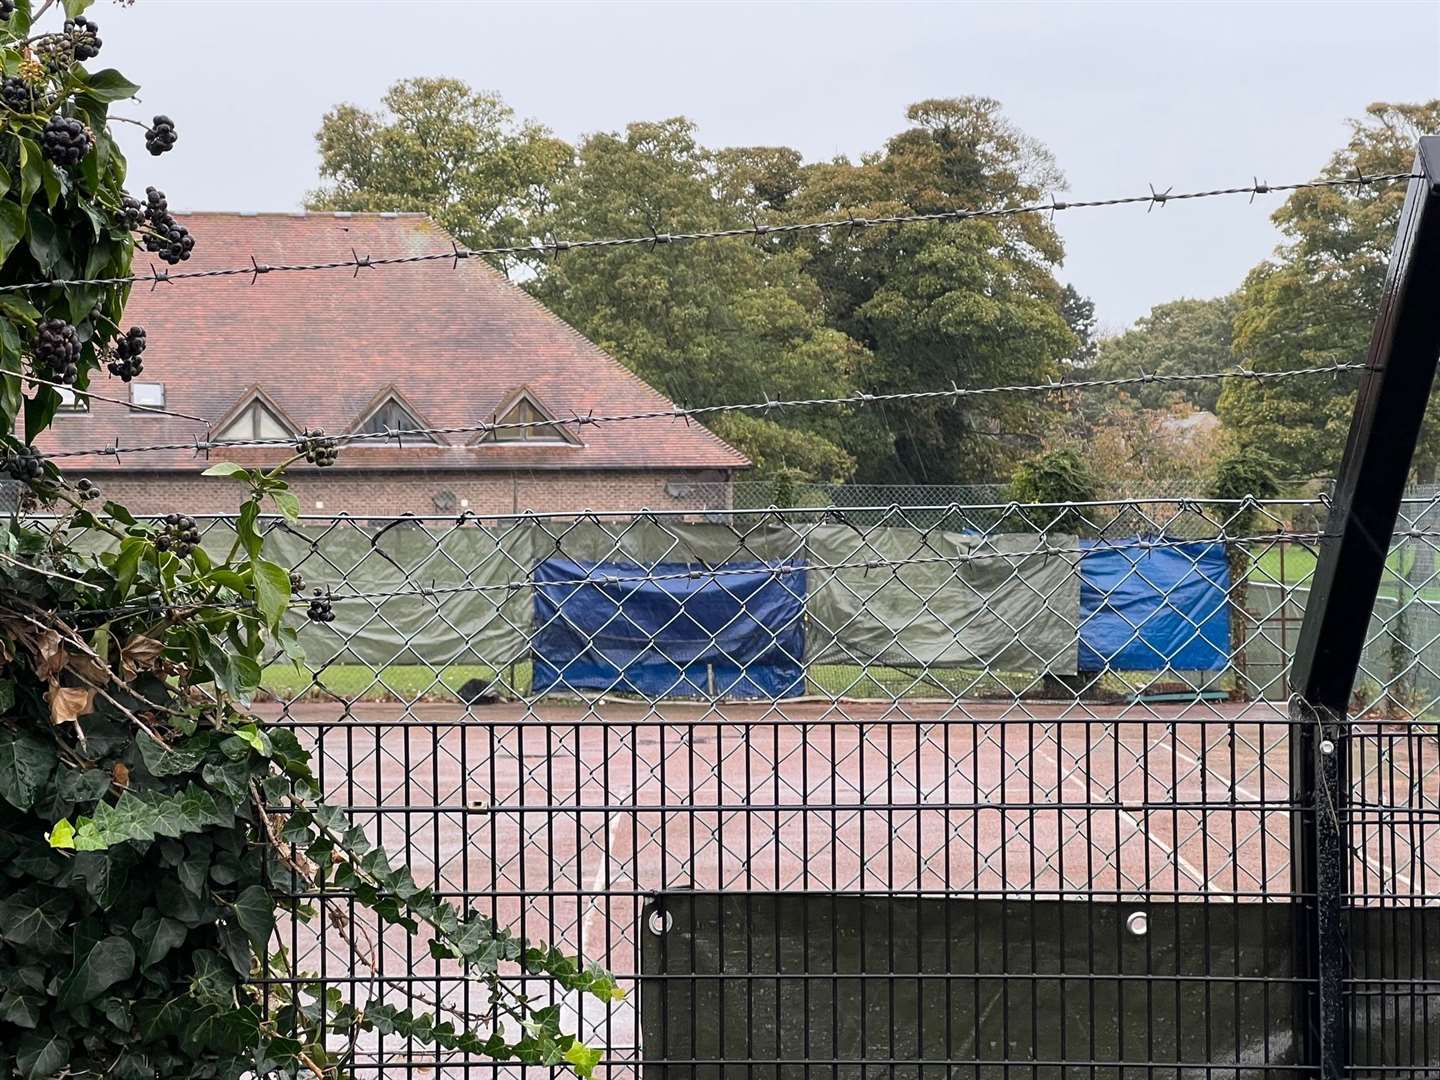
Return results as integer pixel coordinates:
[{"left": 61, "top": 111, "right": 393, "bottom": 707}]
[{"left": 54, "top": 489, "right": 1419, "bottom": 1077}]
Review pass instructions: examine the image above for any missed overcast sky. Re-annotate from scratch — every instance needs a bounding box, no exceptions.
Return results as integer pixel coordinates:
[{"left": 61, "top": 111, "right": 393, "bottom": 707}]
[{"left": 97, "top": 0, "right": 1439, "bottom": 332}]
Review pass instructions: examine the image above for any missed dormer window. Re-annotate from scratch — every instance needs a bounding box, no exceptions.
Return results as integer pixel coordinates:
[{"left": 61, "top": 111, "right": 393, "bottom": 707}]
[
  {"left": 478, "top": 387, "right": 579, "bottom": 446},
  {"left": 214, "top": 392, "right": 294, "bottom": 442},
  {"left": 354, "top": 392, "right": 437, "bottom": 444}
]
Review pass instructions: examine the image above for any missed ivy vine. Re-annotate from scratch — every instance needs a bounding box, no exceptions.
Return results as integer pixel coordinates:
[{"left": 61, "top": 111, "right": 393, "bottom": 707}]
[{"left": 0, "top": 3, "right": 618, "bottom": 1078}]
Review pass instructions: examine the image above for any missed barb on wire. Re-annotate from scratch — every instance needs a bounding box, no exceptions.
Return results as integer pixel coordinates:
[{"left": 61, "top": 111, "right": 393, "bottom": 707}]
[
  {"left": 0, "top": 171, "right": 1416, "bottom": 297},
  {"left": 39, "top": 361, "right": 1366, "bottom": 462},
  {"left": 21, "top": 372, "right": 212, "bottom": 423}
]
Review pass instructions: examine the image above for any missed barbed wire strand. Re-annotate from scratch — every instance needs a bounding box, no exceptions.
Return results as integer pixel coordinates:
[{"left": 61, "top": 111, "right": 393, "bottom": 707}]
[
  {"left": 21, "top": 372, "right": 212, "bottom": 423},
  {"left": 0, "top": 171, "right": 1417, "bottom": 297},
  {"left": 38, "top": 361, "right": 1366, "bottom": 462}
]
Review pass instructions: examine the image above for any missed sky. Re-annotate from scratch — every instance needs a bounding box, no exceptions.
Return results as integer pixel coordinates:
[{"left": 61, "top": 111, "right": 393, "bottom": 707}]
[{"left": 95, "top": 0, "right": 1439, "bottom": 332}]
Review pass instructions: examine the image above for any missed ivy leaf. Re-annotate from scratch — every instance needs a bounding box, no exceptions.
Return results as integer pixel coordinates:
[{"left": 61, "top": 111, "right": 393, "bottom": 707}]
[
  {"left": 132, "top": 907, "right": 188, "bottom": 967},
  {"left": 0, "top": 885, "right": 71, "bottom": 954},
  {"left": 227, "top": 653, "right": 262, "bottom": 694},
  {"left": 63, "top": 0, "right": 94, "bottom": 16},
  {"left": 563, "top": 1041, "right": 603, "bottom": 1078},
  {"left": 58, "top": 935, "right": 135, "bottom": 1009},
  {"left": 252, "top": 558, "right": 292, "bottom": 632},
  {"left": 17, "top": 138, "right": 41, "bottom": 210},
  {"left": 0, "top": 729, "right": 57, "bottom": 810},
  {"left": 0, "top": 293, "right": 40, "bottom": 326},
  {"left": 16, "top": 1032, "right": 70, "bottom": 1080},
  {"left": 46, "top": 818, "right": 75, "bottom": 850},
  {"left": 201, "top": 462, "right": 251, "bottom": 479},
  {"left": 0, "top": 199, "right": 26, "bottom": 263},
  {"left": 26, "top": 205, "right": 60, "bottom": 274},
  {"left": 236, "top": 500, "right": 262, "bottom": 560},
  {"left": 0, "top": 983, "right": 43, "bottom": 1028},
  {"left": 271, "top": 489, "right": 301, "bottom": 522},
  {"left": 78, "top": 68, "right": 140, "bottom": 103},
  {"left": 230, "top": 884, "right": 275, "bottom": 952}
]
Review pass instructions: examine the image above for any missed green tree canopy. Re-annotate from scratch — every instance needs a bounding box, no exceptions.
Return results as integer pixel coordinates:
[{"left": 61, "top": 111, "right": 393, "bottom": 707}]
[
  {"left": 1217, "top": 100, "right": 1440, "bottom": 478},
  {"left": 527, "top": 117, "right": 863, "bottom": 481},
  {"left": 307, "top": 78, "right": 570, "bottom": 274},
  {"left": 1091, "top": 294, "right": 1239, "bottom": 412},
  {"left": 785, "top": 97, "right": 1077, "bottom": 483}
]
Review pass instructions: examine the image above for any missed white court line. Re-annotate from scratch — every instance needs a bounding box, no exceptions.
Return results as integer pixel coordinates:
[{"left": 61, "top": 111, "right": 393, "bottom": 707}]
[
  {"left": 1033, "top": 738, "right": 1218, "bottom": 896},
  {"left": 1155, "top": 732, "right": 1418, "bottom": 895}
]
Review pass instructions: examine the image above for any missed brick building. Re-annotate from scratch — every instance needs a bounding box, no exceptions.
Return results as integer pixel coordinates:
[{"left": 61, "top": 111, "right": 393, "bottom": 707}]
[{"left": 35, "top": 213, "right": 747, "bottom": 516}]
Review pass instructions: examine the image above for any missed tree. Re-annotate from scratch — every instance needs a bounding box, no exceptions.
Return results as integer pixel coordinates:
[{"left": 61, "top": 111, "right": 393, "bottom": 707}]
[
  {"left": 1060, "top": 284, "right": 1098, "bottom": 366},
  {"left": 527, "top": 117, "right": 862, "bottom": 481},
  {"left": 785, "top": 98, "right": 1078, "bottom": 484},
  {"left": 308, "top": 78, "right": 570, "bottom": 275},
  {"left": 1218, "top": 101, "right": 1440, "bottom": 478},
  {"left": 0, "top": 12, "right": 609, "bottom": 1077},
  {"left": 1091, "top": 294, "right": 1239, "bottom": 412}
]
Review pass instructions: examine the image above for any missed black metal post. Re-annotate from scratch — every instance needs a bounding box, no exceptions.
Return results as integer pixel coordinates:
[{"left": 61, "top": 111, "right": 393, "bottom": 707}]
[{"left": 1289, "top": 137, "right": 1440, "bottom": 1080}]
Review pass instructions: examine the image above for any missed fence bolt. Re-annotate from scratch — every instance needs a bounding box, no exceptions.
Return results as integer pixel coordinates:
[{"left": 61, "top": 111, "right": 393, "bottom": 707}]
[
  {"left": 1320, "top": 738, "right": 1336, "bottom": 756},
  {"left": 1125, "top": 911, "right": 1149, "bottom": 937}
]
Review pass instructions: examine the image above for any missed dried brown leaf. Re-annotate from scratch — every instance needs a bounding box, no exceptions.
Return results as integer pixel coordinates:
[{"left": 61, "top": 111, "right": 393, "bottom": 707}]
[
  {"left": 68, "top": 653, "right": 110, "bottom": 687},
  {"left": 46, "top": 682, "right": 95, "bottom": 728},
  {"left": 119, "top": 635, "right": 165, "bottom": 678},
  {"left": 34, "top": 629, "right": 66, "bottom": 681}
]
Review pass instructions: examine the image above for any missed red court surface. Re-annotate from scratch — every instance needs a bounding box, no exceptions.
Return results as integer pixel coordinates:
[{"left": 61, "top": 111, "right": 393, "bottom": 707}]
[{"left": 255, "top": 697, "right": 1439, "bottom": 1073}]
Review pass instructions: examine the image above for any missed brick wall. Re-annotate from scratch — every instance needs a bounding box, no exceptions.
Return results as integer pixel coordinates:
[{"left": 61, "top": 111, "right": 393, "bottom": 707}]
[{"left": 80, "top": 467, "right": 734, "bottom": 518}]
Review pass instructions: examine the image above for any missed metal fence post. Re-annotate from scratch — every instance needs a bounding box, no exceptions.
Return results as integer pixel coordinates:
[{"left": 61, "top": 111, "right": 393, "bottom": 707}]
[{"left": 1288, "top": 138, "right": 1440, "bottom": 1079}]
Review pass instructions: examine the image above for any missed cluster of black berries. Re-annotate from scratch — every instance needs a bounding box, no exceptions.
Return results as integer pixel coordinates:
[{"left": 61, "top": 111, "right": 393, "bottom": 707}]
[
  {"left": 75, "top": 477, "right": 99, "bottom": 501},
  {"left": 289, "top": 571, "right": 305, "bottom": 592},
  {"left": 297, "top": 429, "right": 339, "bottom": 467},
  {"left": 33, "top": 318, "right": 82, "bottom": 384},
  {"left": 4, "top": 444, "right": 44, "bottom": 482},
  {"left": 41, "top": 115, "right": 92, "bottom": 167},
  {"left": 107, "top": 326, "right": 147, "bottom": 381},
  {"left": 63, "top": 17, "right": 102, "bottom": 61},
  {"left": 138, "top": 187, "right": 194, "bottom": 265},
  {"left": 119, "top": 193, "right": 145, "bottom": 230},
  {"left": 0, "top": 1, "right": 15, "bottom": 23},
  {"left": 1, "top": 76, "right": 34, "bottom": 113},
  {"left": 306, "top": 590, "right": 335, "bottom": 623},
  {"left": 145, "top": 114, "right": 176, "bottom": 156},
  {"left": 156, "top": 513, "right": 200, "bottom": 556}
]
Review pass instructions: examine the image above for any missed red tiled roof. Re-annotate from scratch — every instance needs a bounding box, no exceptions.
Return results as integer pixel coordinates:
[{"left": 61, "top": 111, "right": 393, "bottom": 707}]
[{"left": 35, "top": 212, "right": 749, "bottom": 472}]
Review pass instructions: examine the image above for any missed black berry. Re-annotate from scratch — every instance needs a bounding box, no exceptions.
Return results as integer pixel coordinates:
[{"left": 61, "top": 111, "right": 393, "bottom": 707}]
[
  {"left": 306, "top": 589, "right": 335, "bottom": 623},
  {"left": 41, "top": 115, "right": 91, "bottom": 167},
  {"left": 63, "top": 17, "right": 101, "bottom": 61},
  {"left": 296, "top": 428, "right": 338, "bottom": 467},
  {"left": 107, "top": 326, "right": 147, "bottom": 381},
  {"left": 0, "top": 1, "right": 15, "bottom": 22},
  {"left": 145, "top": 114, "right": 176, "bottom": 156},
  {"left": 32, "top": 318, "right": 81, "bottom": 384},
  {"left": 0, "top": 76, "right": 34, "bottom": 113},
  {"left": 4, "top": 444, "right": 44, "bottom": 483},
  {"left": 289, "top": 571, "right": 304, "bottom": 592},
  {"left": 75, "top": 477, "right": 99, "bottom": 501}
]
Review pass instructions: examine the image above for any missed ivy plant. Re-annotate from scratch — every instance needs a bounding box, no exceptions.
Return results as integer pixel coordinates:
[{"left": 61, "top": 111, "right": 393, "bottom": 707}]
[{"left": 0, "top": 2, "right": 618, "bottom": 1077}]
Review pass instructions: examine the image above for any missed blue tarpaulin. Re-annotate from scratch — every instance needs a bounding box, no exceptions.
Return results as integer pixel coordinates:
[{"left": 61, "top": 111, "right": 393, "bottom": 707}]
[
  {"left": 1078, "top": 540, "right": 1230, "bottom": 672},
  {"left": 532, "top": 557, "right": 807, "bottom": 698}
]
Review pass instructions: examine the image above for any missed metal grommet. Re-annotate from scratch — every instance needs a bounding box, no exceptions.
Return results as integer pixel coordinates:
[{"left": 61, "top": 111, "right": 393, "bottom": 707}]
[
  {"left": 647, "top": 908, "right": 673, "bottom": 936},
  {"left": 1320, "top": 739, "right": 1336, "bottom": 757},
  {"left": 1126, "top": 911, "right": 1149, "bottom": 937}
]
